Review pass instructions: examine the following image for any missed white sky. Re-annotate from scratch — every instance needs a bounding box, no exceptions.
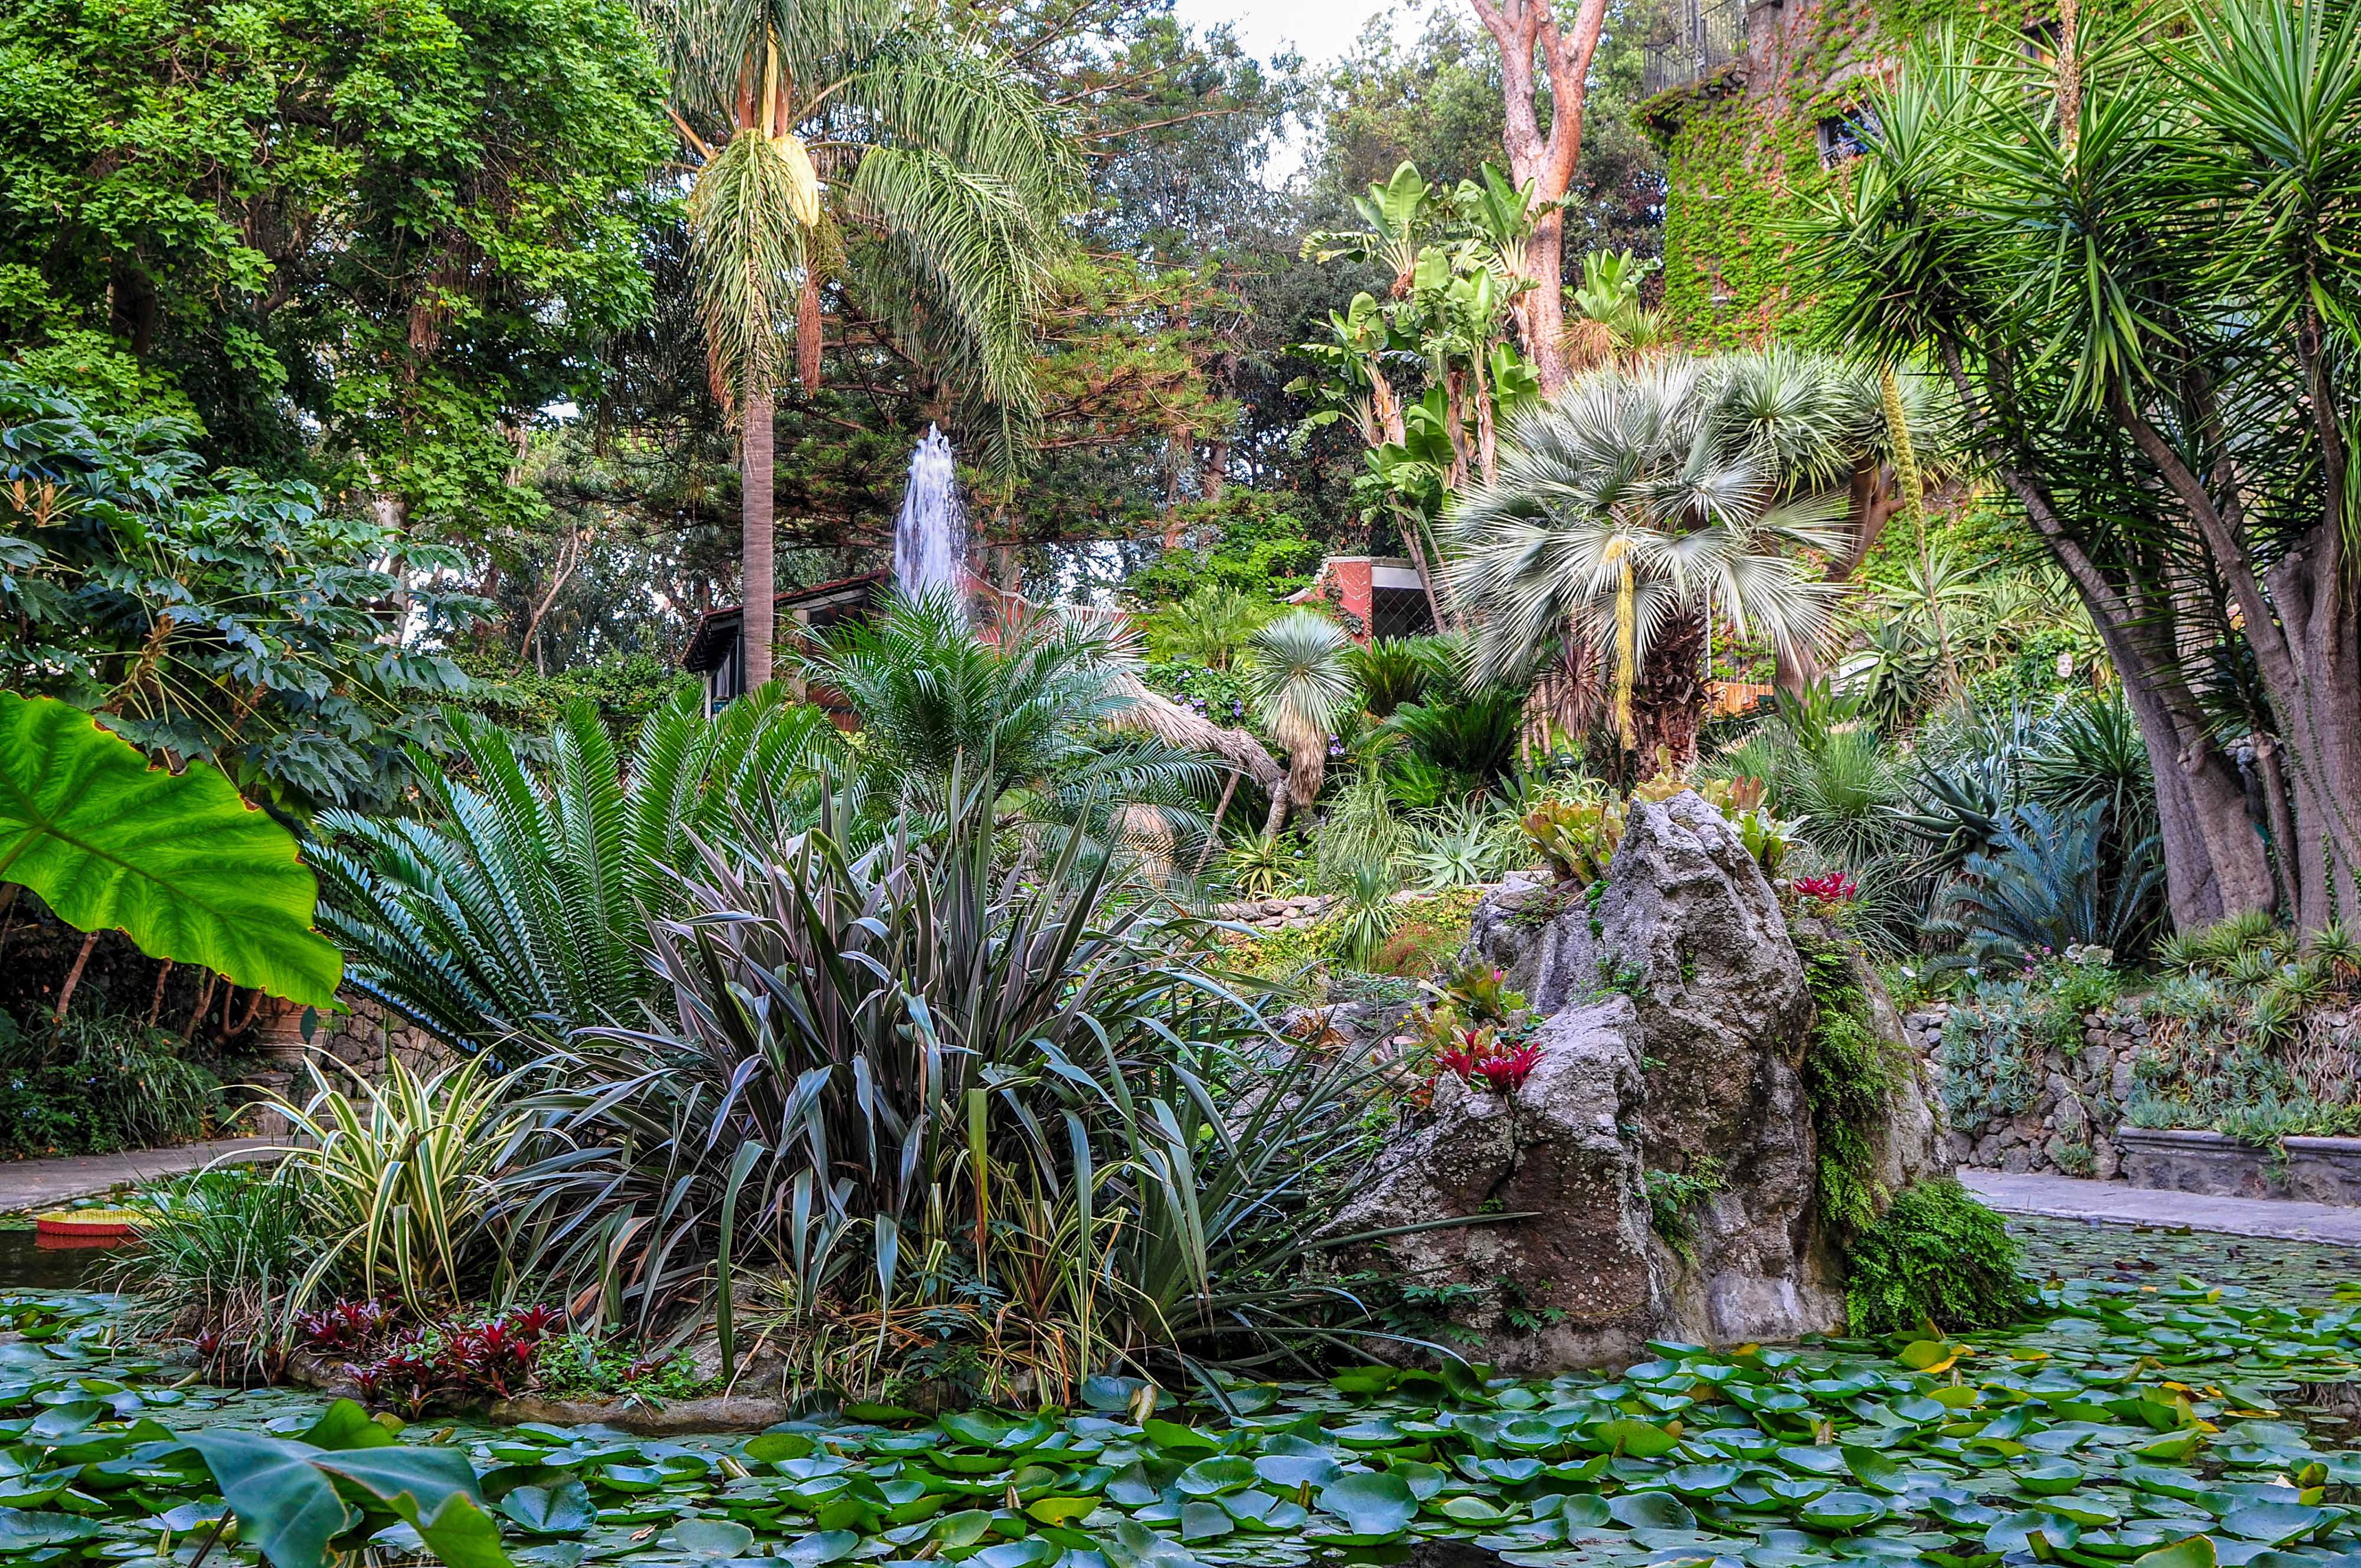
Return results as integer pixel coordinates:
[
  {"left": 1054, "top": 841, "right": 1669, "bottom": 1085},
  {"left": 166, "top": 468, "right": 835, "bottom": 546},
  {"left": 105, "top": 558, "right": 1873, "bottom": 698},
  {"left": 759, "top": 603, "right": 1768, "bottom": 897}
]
[{"left": 1168, "top": 0, "right": 1401, "bottom": 66}]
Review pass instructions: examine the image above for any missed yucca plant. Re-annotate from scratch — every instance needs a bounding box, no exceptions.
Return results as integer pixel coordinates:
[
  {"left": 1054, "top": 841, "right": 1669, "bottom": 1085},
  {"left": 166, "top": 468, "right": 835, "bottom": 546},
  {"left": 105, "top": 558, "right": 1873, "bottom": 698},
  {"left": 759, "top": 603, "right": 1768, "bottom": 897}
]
[
  {"left": 266, "top": 1055, "right": 525, "bottom": 1318},
  {"left": 316, "top": 688, "right": 843, "bottom": 1058}
]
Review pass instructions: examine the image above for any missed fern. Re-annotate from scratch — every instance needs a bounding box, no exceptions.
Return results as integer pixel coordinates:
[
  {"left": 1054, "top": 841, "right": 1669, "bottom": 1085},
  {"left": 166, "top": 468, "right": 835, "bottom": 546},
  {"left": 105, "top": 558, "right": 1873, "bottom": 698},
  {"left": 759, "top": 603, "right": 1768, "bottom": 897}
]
[{"left": 1845, "top": 1179, "right": 2026, "bottom": 1336}]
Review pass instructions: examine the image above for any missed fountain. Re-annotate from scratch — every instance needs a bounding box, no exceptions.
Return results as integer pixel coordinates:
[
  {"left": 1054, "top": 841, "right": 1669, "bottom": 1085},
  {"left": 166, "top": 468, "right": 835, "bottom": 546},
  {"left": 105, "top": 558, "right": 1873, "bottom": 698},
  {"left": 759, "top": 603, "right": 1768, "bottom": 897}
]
[{"left": 892, "top": 425, "right": 966, "bottom": 611}]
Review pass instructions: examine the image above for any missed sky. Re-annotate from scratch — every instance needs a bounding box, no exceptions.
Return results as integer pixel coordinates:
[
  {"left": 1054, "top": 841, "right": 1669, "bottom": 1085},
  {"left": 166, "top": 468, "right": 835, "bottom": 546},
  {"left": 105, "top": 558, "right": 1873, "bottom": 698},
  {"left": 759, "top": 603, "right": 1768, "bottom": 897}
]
[{"left": 1168, "top": 0, "right": 1399, "bottom": 66}]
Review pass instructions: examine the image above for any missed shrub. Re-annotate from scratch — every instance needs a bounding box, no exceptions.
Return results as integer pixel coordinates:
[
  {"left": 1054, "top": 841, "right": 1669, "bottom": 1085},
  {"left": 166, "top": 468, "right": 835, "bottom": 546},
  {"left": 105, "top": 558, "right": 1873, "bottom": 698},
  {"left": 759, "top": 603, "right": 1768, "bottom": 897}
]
[
  {"left": 1844, "top": 1179, "right": 2027, "bottom": 1335},
  {"left": 0, "top": 1012, "right": 223, "bottom": 1156}
]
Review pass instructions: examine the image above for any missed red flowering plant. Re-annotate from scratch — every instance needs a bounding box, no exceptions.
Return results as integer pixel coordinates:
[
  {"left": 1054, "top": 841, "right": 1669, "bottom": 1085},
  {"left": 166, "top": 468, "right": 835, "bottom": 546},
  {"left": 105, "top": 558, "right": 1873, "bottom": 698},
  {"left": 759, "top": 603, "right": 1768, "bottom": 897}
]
[
  {"left": 305, "top": 1300, "right": 561, "bottom": 1416},
  {"left": 1794, "top": 871, "right": 1858, "bottom": 902},
  {"left": 1397, "top": 961, "right": 1545, "bottom": 1102}
]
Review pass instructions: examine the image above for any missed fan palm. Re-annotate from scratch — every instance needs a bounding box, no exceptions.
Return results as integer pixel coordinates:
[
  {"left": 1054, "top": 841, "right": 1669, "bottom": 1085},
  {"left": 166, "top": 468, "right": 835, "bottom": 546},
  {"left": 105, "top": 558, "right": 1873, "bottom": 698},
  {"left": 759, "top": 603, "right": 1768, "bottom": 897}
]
[
  {"left": 314, "top": 688, "right": 844, "bottom": 1059},
  {"left": 1245, "top": 612, "right": 1355, "bottom": 833},
  {"left": 659, "top": 0, "right": 1078, "bottom": 689},
  {"left": 1448, "top": 358, "right": 1849, "bottom": 769}
]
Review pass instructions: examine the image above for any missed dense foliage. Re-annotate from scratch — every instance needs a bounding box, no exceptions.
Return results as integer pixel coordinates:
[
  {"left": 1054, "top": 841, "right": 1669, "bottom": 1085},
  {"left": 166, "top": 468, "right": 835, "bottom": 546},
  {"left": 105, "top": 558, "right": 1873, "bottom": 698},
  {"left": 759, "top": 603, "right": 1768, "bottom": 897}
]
[{"left": 1842, "top": 1177, "right": 2026, "bottom": 1336}]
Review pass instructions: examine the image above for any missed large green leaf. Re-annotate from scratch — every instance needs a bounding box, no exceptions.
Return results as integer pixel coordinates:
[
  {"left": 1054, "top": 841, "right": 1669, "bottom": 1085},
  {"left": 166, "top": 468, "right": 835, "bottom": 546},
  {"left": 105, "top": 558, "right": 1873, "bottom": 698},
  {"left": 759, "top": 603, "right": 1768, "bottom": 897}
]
[
  {"left": 0, "top": 693, "right": 341, "bottom": 1006},
  {"left": 180, "top": 1426, "right": 509, "bottom": 1568}
]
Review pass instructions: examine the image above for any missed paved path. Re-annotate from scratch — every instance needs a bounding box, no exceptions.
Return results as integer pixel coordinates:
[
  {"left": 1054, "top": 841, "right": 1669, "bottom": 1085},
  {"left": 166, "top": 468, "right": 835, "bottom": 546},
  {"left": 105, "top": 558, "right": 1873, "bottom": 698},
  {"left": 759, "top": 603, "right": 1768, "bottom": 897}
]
[
  {"left": 1962, "top": 1168, "right": 2361, "bottom": 1246},
  {"left": 0, "top": 1139, "right": 281, "bottom": 1213}
]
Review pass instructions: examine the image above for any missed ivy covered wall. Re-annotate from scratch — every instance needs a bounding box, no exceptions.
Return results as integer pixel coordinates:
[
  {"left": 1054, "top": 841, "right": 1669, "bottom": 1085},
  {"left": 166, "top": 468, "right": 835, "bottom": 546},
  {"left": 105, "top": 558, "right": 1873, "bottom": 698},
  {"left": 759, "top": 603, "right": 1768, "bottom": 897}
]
[{"left": 1649, "top": 0, "right": 2033, "bottom": 346}]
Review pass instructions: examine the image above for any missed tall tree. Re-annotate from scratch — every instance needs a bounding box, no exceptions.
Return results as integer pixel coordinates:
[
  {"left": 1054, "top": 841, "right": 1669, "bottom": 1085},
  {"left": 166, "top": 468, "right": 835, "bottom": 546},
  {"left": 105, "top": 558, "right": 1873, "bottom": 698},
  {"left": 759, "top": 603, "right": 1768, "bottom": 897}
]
[
  {"left": 1464, "top": 0, "right": 1614, "bottom": 394},
  {"left": 654, "top": 0, "right": 1078, "bottom": 689},
  {"left": 1805, "top": 0, "right": 2361, "bottom": 930}
]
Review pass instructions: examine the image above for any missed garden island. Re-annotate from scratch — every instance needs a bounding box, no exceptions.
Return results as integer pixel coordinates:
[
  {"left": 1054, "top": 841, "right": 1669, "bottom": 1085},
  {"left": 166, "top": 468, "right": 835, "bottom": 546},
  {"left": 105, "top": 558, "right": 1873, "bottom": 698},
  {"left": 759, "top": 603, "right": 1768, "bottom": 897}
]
[{"left": 3, "top": 0, "right": 2361, "bottom": 1563}]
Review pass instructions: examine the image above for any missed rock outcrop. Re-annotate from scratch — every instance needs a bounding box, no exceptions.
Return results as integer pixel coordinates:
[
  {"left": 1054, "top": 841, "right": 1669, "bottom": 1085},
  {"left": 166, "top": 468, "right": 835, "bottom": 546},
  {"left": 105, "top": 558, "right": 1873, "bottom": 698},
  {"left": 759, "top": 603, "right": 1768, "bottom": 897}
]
[{"left": 1330, "top": 791, "right": 1943, "bottom": 1371}]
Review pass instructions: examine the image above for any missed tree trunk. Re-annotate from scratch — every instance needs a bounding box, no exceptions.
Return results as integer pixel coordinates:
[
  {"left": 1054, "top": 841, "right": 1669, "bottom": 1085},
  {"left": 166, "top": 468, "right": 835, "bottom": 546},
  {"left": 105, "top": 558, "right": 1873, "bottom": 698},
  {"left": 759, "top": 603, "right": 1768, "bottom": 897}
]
[
  {"left": 741, "top": 378, "right": 776, "bottom": 691},
  {"left": 1632, "top": 607, "right": 1708, "bottom": 774},
  {"left": 1466, "top": 0, "right": 1612, "bottom": 397}
]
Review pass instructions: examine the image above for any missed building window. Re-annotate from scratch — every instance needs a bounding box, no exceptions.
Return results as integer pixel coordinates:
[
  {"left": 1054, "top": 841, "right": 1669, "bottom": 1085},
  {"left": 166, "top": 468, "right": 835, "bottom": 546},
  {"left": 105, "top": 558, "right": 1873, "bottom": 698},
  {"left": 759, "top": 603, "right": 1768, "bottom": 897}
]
[
  {"left": 1817, "top": 107, "right": 1881, "bottom": 167},
  {"left": 2023, "top": 16, "right": 2061, "bottom": 64}
]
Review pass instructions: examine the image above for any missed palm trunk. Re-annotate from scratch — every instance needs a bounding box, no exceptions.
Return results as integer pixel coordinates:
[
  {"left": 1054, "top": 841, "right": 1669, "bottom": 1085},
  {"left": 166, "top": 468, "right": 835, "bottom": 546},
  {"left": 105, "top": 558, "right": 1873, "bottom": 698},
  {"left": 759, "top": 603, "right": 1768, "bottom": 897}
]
[
  {"left": 741, "top": 377, "right": 776, "bottom": 691},
  {"left": 1632, "top": 607, "right": 1708, "bottom": 774}
]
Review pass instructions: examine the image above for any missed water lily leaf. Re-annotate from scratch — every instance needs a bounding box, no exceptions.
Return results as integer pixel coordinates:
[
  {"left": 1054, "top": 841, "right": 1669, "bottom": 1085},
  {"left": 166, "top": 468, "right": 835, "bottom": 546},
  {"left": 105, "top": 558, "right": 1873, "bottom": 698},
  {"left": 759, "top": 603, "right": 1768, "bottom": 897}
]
[
  {"left": 499, "top": 1482, "right": 594, "bottom": 1537},
  {"left": 1316, "top": 1472, "right": 1418, "bottom": 1540},
  {"left": 0, "top": 1509, "right": 103, "bottom": 1551},
  {"left": 2221, "top": 1505, "right": 2328, "bottom": 1546},
  {"left": 1594, "top": 1420, "right": 1680, "bottom": 1458},
  {"left": 1609, "top": 1493, "right": 1696, "bottom": 1531},
  {"left": 1025, "top": 1497, "right": 1097, "bottom": 1527},
  {"left": 774, "top": 1531, "right": 859, "bottom": 1567},
  {"left": 1178, "top": 1502, "right": 1234, "bottom": 1542},
  {"left": 1987, "top": 1510, "right": 2083, "bottom": 1553},
  {"left": 1251, "top": 1454, "right": 1338, "bottom": 1491},
  {"left": 1391, "top": 1462, "right": 1448, "bottom": 1501},
  {"left": 973, "top": 1543, "right": 1057, "bottom": 1568},
  {"left": 2131, "top": 1539, "right": 2218, "bottom": 1568},
  {"left": 743, "top": 1435, "right": 815, "bottom": 1465},
  {"left": 2022, "top": 1464, "right": 2087, "bottom": 1496},
  {"left": 1438, "top": 1495, "right": 1512, "bottom": 1524},
  {"left": 1842, "top": 1448, "right": 1905, "bottom": 1494},
  {"left": 668, "top": 1520, "right": 754, "bottom": 1557},
  {"left": 1082, "top": 1376, "right": 1149, "bottom": 1413},
  {"left": 1667, "top": 1464, "right": 1742, "bottom": 1496},
  {"left": 1142, "top": 1420, "right": 1220, "bottom": 1454},
  {"left": 1796, "top": 1491, "right": 1887, "bottom": 1532},
  {"left": 1176, "top": 1459, "right": 1255, "bottom": 1498}
]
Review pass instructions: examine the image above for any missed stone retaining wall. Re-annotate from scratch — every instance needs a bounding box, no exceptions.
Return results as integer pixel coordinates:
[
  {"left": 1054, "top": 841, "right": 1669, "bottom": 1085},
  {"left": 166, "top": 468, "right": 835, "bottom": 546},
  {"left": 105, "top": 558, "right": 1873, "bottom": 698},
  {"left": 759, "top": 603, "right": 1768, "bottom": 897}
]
[{"left": 1904, "top": 1000, "right": 2150, "bottom": 1179}]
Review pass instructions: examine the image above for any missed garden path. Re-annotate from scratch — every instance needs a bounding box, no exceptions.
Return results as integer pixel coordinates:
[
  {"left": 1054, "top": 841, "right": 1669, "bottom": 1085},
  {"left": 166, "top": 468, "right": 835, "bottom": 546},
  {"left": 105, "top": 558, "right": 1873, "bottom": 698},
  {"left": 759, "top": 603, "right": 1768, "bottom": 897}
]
[
  {"left": 0, "top": 1138, "right": 279, "bottom": 1214},
  {"left": 1964, "top": 1168, "right": 2361, "bottom": 1246}
]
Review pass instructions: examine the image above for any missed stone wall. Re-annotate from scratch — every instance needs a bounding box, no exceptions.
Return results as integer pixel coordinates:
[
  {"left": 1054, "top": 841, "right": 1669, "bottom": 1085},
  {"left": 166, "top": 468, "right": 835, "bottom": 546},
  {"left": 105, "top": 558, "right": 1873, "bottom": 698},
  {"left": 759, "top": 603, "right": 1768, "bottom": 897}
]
[
  {"left": 230, "top": 993, "right": 457, "bottom": 1132},
  {"left": 1905, "top": 1000, "right": 2150, "bottom": 1179}
]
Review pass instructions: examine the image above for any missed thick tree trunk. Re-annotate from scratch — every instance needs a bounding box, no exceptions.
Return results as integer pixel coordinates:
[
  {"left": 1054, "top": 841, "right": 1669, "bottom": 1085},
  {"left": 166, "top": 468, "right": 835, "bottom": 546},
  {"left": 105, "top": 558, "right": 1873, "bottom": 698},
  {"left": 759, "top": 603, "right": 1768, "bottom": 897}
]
[
  {"left": 1467, "top": 0, "right": 1611, "bottom": 397},
  {"left": 741, "top": 379, "right": 776, "bottom": 690},
  {"left": 1942, "top": 344, "right": 2276, "bottom": 931},
  {"left": 2264, "top": 535, "right": 2361, "bottom": 930},
  {"left": 1633, "top": 608, "right": 1708, "bottom": 773}
]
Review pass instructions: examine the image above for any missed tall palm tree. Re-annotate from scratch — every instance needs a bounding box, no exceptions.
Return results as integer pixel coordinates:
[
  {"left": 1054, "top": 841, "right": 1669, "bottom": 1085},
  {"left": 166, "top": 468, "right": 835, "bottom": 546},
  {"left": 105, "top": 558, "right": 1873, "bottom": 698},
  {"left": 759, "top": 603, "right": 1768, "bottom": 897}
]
[
  {"left": 658, "top": 0, "right": 1078, "bottom": 689},
  {"left": 1449, "top": 358, "right": 1849, "bottom": 770},
  {"left": 1246, "top": 611, "right": 1356, "bottom": 833}
]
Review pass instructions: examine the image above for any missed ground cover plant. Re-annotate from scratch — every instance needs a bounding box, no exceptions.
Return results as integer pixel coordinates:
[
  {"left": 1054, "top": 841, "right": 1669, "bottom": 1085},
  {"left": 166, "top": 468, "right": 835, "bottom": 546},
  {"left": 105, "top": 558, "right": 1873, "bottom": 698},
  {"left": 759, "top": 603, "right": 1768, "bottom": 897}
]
[{"left": 8, "top": 1230, "right": 2361, "bottom": 1568}]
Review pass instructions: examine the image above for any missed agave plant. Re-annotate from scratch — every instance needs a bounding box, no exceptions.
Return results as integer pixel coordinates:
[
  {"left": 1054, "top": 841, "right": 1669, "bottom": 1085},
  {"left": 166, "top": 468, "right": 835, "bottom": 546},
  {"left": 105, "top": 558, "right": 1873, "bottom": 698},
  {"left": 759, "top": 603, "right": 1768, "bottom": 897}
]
[{"left": 316, "top": 688, "right": 842, "bottom": 1058}]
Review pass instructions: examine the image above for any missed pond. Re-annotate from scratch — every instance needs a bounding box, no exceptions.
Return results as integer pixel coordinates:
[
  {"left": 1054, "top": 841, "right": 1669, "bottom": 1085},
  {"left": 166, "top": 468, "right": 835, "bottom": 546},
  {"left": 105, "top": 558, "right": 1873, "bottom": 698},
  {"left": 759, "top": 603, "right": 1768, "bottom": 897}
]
[{"left": 0, "top": 1216, "right": 2350, "bottom": 1568}]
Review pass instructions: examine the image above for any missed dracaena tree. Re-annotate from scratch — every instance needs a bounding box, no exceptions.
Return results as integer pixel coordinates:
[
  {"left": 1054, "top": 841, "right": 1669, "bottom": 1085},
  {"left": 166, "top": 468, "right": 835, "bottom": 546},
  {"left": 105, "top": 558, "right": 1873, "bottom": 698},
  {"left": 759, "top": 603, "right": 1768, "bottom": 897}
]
[
  {"left": 1801, "top": 0, "right": 2361, "bottom": 931},
  {"left": 657, "top": 0, "right": 1080, "bottom": 689}
]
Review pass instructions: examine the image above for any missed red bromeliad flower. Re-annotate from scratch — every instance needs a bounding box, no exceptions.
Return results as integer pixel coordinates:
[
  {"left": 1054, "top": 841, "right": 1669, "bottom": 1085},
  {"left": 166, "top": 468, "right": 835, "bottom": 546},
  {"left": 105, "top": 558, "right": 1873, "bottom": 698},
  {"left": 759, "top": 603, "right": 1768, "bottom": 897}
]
[
  {"left": 1435, "top": 1029, "right": 1544, "bottom": 1094},
  {"left": 1470, "top": 1043, "right": 1542, "bottom": 1092},
  {"left": 1795, "top": 872, "right": 1858, "bottom": 901}
]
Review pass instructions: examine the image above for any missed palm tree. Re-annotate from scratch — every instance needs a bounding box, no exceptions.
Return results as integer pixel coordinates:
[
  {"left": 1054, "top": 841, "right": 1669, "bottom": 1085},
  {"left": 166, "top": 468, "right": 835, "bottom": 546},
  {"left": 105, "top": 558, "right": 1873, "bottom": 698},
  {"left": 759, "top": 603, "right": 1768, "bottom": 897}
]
[
  {"left": 659, "top": 0, "right": 1078, "bottom": 689},
  {"left": 1245, "top": 611, "right": 1356, "bottom": 833},
  {"left": 1448, "top": 358, "right": 1849, "bottom": 770}
]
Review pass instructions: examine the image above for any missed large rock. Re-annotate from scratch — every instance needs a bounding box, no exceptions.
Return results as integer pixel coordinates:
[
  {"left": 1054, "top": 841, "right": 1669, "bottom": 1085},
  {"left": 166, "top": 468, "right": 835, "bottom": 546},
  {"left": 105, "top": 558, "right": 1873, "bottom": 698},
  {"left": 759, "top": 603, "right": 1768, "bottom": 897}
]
[{"left": 1331, "top": 791, "right": 1943, "bottom": 1370}]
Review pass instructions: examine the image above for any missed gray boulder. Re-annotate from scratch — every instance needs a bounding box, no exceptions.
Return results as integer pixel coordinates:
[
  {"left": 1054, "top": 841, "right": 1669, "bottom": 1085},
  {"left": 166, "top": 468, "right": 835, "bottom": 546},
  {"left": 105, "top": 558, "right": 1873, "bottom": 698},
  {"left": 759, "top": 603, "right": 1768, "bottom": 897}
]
[{"left": 1329, "top": 791, "right": 1944, "bottom": 1370}]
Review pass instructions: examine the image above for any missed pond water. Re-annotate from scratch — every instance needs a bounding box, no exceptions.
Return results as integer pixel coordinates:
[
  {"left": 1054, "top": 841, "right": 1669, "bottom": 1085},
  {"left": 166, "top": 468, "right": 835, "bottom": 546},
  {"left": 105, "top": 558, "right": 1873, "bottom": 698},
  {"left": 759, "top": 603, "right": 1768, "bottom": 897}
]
[
  {"left": 0, "top": 1226, "right": 124, "bottom": 1291},
  {"left": 0, "top": 1215, "right": 2350, "bottom": 1568}
]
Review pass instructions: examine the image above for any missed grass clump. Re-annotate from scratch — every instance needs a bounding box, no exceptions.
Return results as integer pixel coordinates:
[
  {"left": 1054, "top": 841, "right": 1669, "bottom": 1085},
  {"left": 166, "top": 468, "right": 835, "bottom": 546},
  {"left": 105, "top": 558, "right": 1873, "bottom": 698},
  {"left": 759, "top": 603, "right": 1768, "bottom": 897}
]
[{"left": 1845, "top": 1178, "right": 2027, "bottom": 1335}]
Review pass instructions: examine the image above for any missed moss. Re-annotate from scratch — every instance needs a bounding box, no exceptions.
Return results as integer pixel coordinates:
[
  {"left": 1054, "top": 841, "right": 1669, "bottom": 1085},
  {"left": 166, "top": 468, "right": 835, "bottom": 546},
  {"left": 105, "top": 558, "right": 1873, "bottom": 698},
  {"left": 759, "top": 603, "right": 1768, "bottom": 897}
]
[
  {"left": 1844, "top": 1178, "right": 2027, "bottom": 1335},
  {"left": 1798, "top": 932, "right": 1904, "bottom": 1236}
]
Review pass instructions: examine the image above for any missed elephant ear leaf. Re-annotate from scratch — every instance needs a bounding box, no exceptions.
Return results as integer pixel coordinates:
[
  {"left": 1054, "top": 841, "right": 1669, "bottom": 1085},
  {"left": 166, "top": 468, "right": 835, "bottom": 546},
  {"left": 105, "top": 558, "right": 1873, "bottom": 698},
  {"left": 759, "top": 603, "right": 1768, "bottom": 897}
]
[
  {"left": 0, "top": 693, "right": 341, "bottom": 1007},
  {"left": 182, "top": 1429, "right": 509, "bottom": 1568}
]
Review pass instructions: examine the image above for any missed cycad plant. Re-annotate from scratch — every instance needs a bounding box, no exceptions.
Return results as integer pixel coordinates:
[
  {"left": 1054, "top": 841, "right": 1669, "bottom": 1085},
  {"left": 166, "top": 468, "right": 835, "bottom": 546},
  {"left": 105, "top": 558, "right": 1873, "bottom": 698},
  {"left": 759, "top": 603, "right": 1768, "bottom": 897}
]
[
  {"left": 1933, "top": 801, "right": 2163, "bottom": 965},
  {"left": 1246, "top": 611, "right": 1356, "bottom": 832},
  {"left": 316, "top": 688, "right": 842, "bottom": 1058},
  {"left": 1449, "top": 357, "right": 1849, "bottom": 768},
  {"left": 662, "top": 0, "right": 1077, "bottom": 687},
  {"left": 802, "top": 590, "right": 1215, "bottom": 845}
]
